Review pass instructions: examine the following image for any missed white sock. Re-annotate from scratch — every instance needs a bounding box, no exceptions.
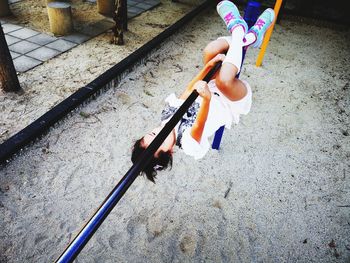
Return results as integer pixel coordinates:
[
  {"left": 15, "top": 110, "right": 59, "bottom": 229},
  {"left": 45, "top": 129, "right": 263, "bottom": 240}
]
[
  {"left": 243, "top": 32, "right": 257, "bottom": 47},
  {"left": 223, "top": 26, "right": 244, "bottom": 73}
]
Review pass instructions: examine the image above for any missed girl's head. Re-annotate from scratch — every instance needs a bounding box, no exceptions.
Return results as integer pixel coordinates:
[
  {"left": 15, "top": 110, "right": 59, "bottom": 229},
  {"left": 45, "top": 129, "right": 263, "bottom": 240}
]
[{"left": 131, "top": 126, "right": 175, "bottom": 183}]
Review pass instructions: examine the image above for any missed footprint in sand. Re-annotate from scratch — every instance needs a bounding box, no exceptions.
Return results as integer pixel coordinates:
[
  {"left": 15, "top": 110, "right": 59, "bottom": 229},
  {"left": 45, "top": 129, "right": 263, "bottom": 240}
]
[
  {"left": 108, "top": 233, "right": 121, "bottom": 249},
  {"left": 116, "top": 92, "right": 131, "bottom": 105},
  {"left": 126, "top": 215, "right": 147, "bottom": 241},
  {"left": 34, "top": 234, "right": 48, "bottom": 245},
  {"left": 180, "top": 235, "right": 196, "bottom": 255},
  {"left": 146, "top": 214, "right": 164, "bottom": 242},
  {"left": 59, "top": 222, "right": 66, "bottom": 230}
]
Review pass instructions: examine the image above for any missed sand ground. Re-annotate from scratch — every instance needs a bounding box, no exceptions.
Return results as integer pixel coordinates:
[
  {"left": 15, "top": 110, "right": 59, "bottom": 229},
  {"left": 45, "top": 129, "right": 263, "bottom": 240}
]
[{"left": 1, "top": 3, "right": 350, "bottom": 263}]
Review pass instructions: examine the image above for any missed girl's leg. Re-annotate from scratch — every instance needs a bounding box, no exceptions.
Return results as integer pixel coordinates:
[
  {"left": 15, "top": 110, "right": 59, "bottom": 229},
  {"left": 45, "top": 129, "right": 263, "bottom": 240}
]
[
  {"left": 217, "top": 64, "right": 248, "bottom": 101},
  {"left": 215, "top": 2, "right": 250, "bottom": 101},
  {"left": 203, "top": 38, "right": 229, "bottom": 65},
  {"left": 216, "top": 26, "right": 247, "bottom": 101},
  {"left": 244, "top": 8, "right": 276, "bottom": 48},
  {"left": 243, "top": 32, "right": 257, "bottom": 47},
  {"left": 179, "top": 41, "right": 228, "bottom": 100}
]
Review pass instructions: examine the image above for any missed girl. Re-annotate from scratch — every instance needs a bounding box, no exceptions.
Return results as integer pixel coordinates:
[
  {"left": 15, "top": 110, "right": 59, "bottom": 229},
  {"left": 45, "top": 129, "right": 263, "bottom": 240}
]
[{"left": 132, "top": 1, "right": 275, "bottom": 182}]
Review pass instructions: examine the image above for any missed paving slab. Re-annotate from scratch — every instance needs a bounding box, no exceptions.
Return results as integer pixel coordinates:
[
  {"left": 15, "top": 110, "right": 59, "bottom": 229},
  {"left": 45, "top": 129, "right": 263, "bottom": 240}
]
[
  {"left": 10, "top": 51, "right": 21, "bottom": 59},
  {"left": 143, "top": 0, "right": 160, "bottom": 5},
  {"left": 128, "top": 0, "right": 139, "bottom": 5},
  {"left": 5, "top": 34, "right": 21, "bottom": 45},
  {"left": 127, "top": 12, "right": 138, "bottom": 19},
  {"left": 94, "top": 19, "right": 115, "bottom": 30},
  {"left": 135, "top": 2, "right": 154, "bottom": 9},
  {"left": 9, "top": 40, "right": 40, "bottom": 54},
  {"left": 61, "top": 33, "right": 91, "bottom": 44},
  {"left": 45, "top": 39, "right": 77, "bottom": 52},
  {"left": 13, "top": 55, "right": 42, "bottom": 72},
  {"left": 128, "top": 6, "right": 144, "bottom": 14},
  {"left": 26, "top": 33, "right": 57, "bottom": 45},
  {"left": 79, "top": 21, "right": 113, "bottom": 37},
  {"left": 8, "top": 27, "right": 40, "bottom": 39},
  {"left": 26, "top": 46, "right": 61, "bottom": 62},
  {"left": 2, "top": 23, "right": 22, "bottom": 34}
]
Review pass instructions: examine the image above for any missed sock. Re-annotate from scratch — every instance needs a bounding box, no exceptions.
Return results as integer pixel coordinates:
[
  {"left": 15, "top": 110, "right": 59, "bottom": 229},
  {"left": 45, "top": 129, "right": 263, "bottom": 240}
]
[
  {"left": 243, "top": 32, "right": 257, "bottom": 47},
  {"left": 223, "top": 26, "right": 244, "bottom": 73}
]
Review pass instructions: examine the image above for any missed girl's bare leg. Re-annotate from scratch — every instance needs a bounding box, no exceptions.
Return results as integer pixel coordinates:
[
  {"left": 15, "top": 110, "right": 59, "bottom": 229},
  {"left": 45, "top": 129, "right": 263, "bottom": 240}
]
[
  {"left": 203, "top": 27, "right": 248, "bottom": 101},
  {"left": 216, "top": 63, "right": 247, "bottom": 101},
  {"left": 180, "top": 39, "right": 230, "bottom": 100},
  {"left": 203, "top": 38, "right": 229, "bottom": 64}
]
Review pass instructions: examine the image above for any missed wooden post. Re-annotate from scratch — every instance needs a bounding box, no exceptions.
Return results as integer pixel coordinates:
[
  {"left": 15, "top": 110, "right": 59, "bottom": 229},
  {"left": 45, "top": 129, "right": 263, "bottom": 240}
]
[
  {"left": 97, "top": 0, "right": 115, "bottom": 17},
  {"left": 111, "top": 0, "right": 124, "bottom": 45},
  {"left": 0, "top": 0, "right": 11, "bottom": 17},
  {"left": 47, "top": 2, "right": 73, "bottom": 36},
  {"left": 0, "top": 25, "right": 21, "bottom": 92}
]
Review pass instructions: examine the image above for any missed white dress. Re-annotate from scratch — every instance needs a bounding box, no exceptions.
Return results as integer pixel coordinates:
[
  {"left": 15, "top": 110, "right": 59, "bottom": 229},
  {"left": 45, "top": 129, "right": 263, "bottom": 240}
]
[{"left": 161, "top": 79, "right": 252, "bottom": 159}]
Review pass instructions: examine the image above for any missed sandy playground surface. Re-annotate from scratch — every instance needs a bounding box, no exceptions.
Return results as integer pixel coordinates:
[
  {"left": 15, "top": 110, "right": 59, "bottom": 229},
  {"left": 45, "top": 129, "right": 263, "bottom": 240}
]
[{"left": 1, "top": 1, "right": 350, "bottom": 263}]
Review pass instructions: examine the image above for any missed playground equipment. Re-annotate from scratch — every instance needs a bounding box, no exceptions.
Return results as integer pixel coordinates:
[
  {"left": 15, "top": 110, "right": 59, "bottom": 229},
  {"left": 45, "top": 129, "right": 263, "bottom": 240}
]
[
  {"left": 55, "top": 62, "right": 222, "bottom": 263},
  {"left": 57, "top": 2, "right": 281, "bottom": 261}
]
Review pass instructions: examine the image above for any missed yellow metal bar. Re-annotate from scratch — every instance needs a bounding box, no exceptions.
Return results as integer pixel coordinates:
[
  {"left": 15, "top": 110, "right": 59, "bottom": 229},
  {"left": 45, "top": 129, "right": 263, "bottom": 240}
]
[{"left": 255, "top": 0, "right": 283, "bottom": 67}]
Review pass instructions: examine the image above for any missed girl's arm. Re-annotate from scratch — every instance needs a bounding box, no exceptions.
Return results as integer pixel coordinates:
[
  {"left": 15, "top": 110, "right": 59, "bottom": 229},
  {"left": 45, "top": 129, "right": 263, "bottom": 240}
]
[
  {"left": 180, "top": 54, "right": 225, "bottom": 100},
  {"left": 190, "top": 81, "right": 211, "bottom": 143}
]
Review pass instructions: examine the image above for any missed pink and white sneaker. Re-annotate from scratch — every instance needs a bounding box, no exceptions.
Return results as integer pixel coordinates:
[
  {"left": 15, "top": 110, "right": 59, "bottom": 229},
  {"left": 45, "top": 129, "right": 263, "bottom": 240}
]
[
  {"left": 217, "top": 1, "right": 248, "bottom": 33},
  {"left": 247, "top": 8, "right": 275, "bottom": 48}
]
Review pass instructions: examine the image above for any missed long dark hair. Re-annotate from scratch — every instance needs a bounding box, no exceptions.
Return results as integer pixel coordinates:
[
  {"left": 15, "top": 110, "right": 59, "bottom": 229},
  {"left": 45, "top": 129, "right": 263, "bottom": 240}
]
[{"left": 131, "top": 138, "right": 173, "bottom": 183}]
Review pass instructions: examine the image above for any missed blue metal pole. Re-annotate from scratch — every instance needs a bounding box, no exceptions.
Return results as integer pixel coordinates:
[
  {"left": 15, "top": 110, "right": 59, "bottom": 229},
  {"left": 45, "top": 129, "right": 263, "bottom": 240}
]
[
  {"left": 212, "top": 0, "right": 261, "bottom": 150},
  {"left": 55, "top": 62, "right": 222, "bottom": 263}
]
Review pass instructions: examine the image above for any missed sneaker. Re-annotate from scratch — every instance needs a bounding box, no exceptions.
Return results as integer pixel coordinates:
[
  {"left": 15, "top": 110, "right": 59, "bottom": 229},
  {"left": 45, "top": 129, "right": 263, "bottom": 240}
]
[
  {"left": 247, "top": 8, "right": 275, "bottom": 48},
  {"left": 217, "top": 1, "right": 248, "bottom": 33}
]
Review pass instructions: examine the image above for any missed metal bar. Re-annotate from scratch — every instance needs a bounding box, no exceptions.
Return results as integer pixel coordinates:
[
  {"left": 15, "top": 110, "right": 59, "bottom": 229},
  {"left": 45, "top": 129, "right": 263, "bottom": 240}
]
[
  {"left": 211, "top": 125, "right": 224, "bottom": 149},
  {"left": 55, "top": 62, "right": 222, "bottom": 263}
]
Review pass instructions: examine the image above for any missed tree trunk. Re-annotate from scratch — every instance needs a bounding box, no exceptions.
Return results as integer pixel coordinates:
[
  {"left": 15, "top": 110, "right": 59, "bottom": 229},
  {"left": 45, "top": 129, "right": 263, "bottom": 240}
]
[
  {"left": 121, "top": 0, "right": 127, "bottom": 31},
  {"left": 111, "top": 0, "right": 124, "bottom": 45},
  {"left": 0, "top": 0, "right": 11, "bottom": 17},
  {"left": 0, "top": 25, "right": 21, "bottom": 92}
]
